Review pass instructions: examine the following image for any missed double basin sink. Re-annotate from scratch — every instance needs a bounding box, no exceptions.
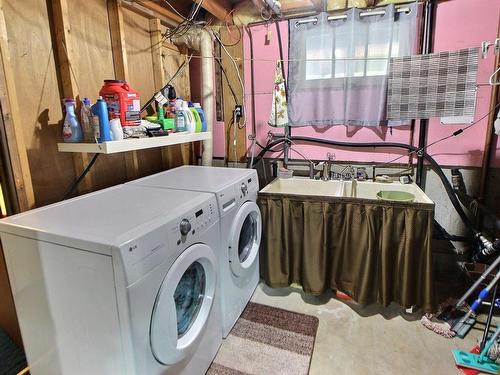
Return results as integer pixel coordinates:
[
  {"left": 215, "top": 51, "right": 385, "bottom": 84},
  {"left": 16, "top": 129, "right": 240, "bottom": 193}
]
[{"left": 260, "top": 177, "right": 433, "bottom": 204}]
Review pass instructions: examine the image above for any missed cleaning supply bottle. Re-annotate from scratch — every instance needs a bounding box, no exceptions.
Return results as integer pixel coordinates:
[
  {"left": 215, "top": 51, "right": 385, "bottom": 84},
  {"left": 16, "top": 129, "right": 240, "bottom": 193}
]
[
  {"left": 175, "top": 100, "right": 187, "bottom": 132},
  {"left": 80, "top": 97, "right": 94, "bottom": 142},
  {"left": 193, "top": 103, "right": 207, "bottom": 132},
  {"left": 182, "top": 101, "right": 196, "bottom": 133},
  {"left": 99, "top": 80, "right": 141, "bottom": 127},
  {"left": 62, "top": 98, "right": 83, "bottom": 143},
  {"left": 91, "top": 96, "right": 112, "bottom": 143},
  {"left": 189, "top": 102, "right": 202, "bottom": 133}
]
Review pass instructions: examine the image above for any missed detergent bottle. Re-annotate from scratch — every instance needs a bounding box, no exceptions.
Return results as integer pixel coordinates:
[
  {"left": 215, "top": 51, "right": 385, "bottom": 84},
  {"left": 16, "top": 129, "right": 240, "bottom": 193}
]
[
  {"left": 62, "top": 99, "right": 83, "bottom": 143},
  {"left": 91, "top": 96, "right": 112, "bottom": 143},
  {"left": 188, "top": 102, "right": 202, "bottom": 133},
  {"left": 182, "top": 101, "right": 196, "bottom": 133},
  {"left": 193, "top": 103, "right": 207, "bottom": 132},
  {"left": 99, "top": 80, "right": 141, "bottom": 127},
  {"left": 175, "top": 100, "right": 187, "bottom": 132}
]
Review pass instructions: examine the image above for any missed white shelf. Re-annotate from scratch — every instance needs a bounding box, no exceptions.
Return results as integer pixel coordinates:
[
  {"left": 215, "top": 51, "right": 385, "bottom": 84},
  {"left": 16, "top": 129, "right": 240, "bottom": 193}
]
[{"left": 57, "top": 132, "right": 212, "bottom": 154}]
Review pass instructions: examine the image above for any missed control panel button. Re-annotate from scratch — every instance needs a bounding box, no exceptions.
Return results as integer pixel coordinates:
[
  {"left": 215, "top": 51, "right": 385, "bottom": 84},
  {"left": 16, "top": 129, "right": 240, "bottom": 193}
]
[
  {"left": 179, "top": 219, "right": 191, "bottom": 236},
  {"left": 241, "top": 182, "right": 248, "bottom": 195}
]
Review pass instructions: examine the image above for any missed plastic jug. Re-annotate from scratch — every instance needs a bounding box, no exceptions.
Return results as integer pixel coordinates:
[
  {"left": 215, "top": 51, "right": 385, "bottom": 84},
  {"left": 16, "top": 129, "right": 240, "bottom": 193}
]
[
  {"left": 193, "top": 103, "right": 207, "bottom": 132},
  {"left": 99, "top": 80, "right": 141, "bottom": 127},
  {"left": 62, "top": 99, "right": 83, "bottom": 143},
  {"left": 91, "top": 96, "right": 112, "bottom": 143},
  {"left": 189, "top": 103, "right": 202, "bottom": 133},
  {"left": 182, "top": 101, "right": 196, "bottom": 133}
]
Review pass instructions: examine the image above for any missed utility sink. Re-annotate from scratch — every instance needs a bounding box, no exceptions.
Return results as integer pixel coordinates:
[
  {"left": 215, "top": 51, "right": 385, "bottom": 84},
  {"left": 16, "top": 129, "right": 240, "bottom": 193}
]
[{"left": 260, "top": 177, "right": 433, "bottom": 204}]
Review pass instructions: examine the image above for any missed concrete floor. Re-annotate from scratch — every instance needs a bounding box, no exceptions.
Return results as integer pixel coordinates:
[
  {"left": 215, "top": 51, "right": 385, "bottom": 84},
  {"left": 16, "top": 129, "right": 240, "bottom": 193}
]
[{"left": 251, "top": 283, "right": 489, "bottom": 375}]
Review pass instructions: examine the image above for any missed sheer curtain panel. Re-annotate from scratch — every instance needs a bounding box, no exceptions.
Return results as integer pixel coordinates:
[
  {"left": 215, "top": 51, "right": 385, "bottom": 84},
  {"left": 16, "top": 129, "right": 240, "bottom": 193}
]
[{"left": 288, "top": 3, "right": 418, "bottom": 127}]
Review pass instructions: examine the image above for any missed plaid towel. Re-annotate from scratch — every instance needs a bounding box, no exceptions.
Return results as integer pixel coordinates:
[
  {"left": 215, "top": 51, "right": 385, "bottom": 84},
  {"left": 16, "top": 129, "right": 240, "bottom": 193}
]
[{"left": 387, "top": 48, "right": 479, "bottom": 120}]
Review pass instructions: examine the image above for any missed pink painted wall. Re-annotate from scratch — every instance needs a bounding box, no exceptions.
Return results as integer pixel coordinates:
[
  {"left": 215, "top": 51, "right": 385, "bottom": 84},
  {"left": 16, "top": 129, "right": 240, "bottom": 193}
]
[{"left": 222, "top": 0, "right": 500, "bottom": 167}]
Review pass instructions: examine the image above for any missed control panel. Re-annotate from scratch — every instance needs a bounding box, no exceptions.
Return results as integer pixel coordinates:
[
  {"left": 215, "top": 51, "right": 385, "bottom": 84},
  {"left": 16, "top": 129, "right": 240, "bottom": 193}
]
[
  {"left": 171, "top": 199, "right": 217, "bottom": 248},
  {"left": 118, "top": 196, "right": 218, "bottom": 286},
  {"left": 217, "top": 171, "right": 259, "bottom": 217}
]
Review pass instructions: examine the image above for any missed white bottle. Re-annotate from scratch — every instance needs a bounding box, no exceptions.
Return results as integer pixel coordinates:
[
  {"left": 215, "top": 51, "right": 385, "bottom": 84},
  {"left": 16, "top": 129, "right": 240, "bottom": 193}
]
[{"left": 182, "top": 101, "right": 196, "bottom": 133}]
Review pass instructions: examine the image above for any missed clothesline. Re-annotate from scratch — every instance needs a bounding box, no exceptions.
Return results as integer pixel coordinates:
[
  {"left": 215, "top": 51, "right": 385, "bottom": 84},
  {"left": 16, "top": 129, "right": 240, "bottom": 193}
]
[{"left": 177, "top": 54, "right": 414, "bottom": 62}]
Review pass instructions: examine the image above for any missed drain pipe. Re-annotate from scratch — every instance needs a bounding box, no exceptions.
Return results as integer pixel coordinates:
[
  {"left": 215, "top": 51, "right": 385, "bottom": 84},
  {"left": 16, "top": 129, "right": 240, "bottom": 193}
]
[
  {"left": 416, "top": 0, "right": 435, "bottom": 187},
  {"left": 171, "top": 28, "right": 214, "bottom": 166}
]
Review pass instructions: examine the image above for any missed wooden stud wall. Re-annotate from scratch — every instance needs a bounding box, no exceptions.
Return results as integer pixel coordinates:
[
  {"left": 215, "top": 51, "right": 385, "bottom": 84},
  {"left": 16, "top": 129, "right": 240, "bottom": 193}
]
[
  {"left": 0, "top": 0, "right": 193, "bottom": 348},
  {"left": 220, "top": 26, "right": 247, "bottom": 162}
]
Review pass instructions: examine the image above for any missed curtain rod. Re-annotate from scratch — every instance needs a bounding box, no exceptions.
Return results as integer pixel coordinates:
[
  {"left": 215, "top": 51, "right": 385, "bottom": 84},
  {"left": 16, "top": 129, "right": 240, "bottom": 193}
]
[
  {"left": 247, "top": 1, "right": 425, "bottom": 27},
  {"left": 294, "top": 7, "right": 411, "bottom": 26}
]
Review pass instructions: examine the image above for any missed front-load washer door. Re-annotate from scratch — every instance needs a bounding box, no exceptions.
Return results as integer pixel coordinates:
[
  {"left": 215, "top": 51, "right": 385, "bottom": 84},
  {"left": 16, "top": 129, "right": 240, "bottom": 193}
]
[
  {"left": 150, "top": 243, "right": 216, "bottom": 365},
  {"left": 228, "top": 201, "right": 262, "bottom": 277}
]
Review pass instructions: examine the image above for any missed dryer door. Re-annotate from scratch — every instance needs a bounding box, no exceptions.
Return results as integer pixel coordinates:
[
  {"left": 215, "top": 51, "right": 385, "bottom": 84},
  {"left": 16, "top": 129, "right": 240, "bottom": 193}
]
[
  {"left": 228, "top": 201, "right": 262, "bottom": 277},
  {"left": 150, "top": 243, "right": 216, "bottom": 365}
]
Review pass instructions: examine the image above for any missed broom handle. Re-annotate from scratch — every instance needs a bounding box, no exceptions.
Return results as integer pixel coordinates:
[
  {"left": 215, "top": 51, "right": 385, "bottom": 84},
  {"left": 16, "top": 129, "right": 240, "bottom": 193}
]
[
  {"left": 456, "top": 254, "right": 500, "bottom": 308},
  {"left": 453, "top": 268, "right": 500, "bottom": 333},
  {"left": 479, "top": 323, "right": 500, "bottom": 361}
]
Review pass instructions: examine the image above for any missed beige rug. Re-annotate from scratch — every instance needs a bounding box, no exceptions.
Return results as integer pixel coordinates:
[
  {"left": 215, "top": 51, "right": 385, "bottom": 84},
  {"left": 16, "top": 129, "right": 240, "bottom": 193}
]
[{"left": 207, "top": 302, "right": 319, "bottom": 375}]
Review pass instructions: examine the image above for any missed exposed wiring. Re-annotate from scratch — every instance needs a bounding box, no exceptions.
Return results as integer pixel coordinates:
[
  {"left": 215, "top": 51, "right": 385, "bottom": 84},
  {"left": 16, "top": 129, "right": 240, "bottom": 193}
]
[
  {"left": 141, "top": 53, "right": 193, "bottom": 113},
  {"left": 377, "top": 101, "right": 500, "bottom": 168},
  {"left": 212, "top": 31, "right": 247, "bottom": 129}
]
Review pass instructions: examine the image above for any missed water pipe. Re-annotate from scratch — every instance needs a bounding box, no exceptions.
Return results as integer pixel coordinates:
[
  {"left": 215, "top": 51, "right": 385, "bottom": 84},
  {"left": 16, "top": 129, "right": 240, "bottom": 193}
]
[{"left": 171, "top": 28, "right": 214, "bottom": 166}]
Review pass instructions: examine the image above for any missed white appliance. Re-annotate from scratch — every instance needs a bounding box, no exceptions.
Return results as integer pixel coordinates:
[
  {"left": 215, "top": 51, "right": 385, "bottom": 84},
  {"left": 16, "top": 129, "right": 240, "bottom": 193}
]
[
  {"left": 0, "top": 185, "right": 222, "bottom": 375},
  {"left": 129, "top": 166, "right": 261, "bottom": 337}
]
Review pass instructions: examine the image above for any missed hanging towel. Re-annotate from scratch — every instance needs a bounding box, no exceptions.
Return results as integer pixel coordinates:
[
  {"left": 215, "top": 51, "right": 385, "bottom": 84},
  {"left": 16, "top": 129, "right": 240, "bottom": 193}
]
[
  {"left": 387, "top": 47, "right": 479, "bottom": 120},
  {"left": 268, "top": 60, "right": 288, "bottom": 127}
]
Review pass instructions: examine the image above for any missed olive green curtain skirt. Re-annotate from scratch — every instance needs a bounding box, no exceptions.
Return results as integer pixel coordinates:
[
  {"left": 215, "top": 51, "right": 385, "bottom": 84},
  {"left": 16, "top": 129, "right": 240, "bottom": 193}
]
[{"left": 258, "top": 193, "right": 435, "bottom": 312}]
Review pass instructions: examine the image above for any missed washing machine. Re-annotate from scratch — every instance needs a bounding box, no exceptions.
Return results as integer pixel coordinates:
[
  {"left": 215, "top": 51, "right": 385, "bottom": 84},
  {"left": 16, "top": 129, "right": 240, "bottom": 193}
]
[
  {"left": 0, "top": 184, "right": 222, "bottom": 375},
  {"left": 129, "top": 166, "right": 261, "bottom": 337}
]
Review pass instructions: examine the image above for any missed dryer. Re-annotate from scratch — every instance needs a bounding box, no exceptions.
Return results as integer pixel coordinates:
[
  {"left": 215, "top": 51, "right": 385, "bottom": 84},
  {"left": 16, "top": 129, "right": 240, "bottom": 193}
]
[
  {"left": 0, "top": 185, "right": 221, "bottom": 375},
  {"left": 129, "top": 166, "right": 261, "bottom": 337}
]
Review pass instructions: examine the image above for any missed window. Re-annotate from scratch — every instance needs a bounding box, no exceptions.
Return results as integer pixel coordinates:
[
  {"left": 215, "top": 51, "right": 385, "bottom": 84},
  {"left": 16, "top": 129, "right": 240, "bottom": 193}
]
[{"left": 287, "top": 4, "right": 418, "bottom": 127}]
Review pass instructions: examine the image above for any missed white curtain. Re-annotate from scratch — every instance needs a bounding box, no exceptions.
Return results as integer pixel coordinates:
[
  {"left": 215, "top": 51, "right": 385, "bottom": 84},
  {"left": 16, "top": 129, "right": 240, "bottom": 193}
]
[{"left": 287, "top": 3, "right": 418, "bottom": 127}]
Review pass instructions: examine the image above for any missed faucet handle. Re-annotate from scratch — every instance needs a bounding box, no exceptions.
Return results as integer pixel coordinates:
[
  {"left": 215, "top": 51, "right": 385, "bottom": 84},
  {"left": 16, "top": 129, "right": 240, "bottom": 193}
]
[{"left": 327, "top": 152, "right": 335, "bottom": 162}]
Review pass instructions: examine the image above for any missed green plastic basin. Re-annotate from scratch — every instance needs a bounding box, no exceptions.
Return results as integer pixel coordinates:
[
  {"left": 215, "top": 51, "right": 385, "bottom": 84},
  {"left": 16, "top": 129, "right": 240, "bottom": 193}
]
[{"left": 376, "top": 190, "right": 415, "bottom": 202}]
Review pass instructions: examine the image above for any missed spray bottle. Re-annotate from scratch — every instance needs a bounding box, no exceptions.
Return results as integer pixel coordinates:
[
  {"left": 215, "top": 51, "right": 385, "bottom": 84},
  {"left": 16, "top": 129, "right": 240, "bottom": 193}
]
[
  {"left": 62, "top": 98, "right": 83, "bottom": 143},
  {"left": 80, "top": 97, "right": 94, "bottom": 142}
]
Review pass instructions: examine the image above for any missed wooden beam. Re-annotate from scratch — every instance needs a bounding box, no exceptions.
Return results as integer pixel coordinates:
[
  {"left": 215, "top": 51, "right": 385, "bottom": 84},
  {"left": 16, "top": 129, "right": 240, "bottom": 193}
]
[
  {"left": 0, "top": 0, "right": 35, "bottom": 211},
  {"left": 121, "top": 0, "right": 179, "bottom": 27},
  {"left": 197, "top": 0, "right": 233, "bottom": 24},
  {"left": 136, "top": 0, "right": 184, "bottom": 24},
  {"left": 220, "top": 27, "right": 246, "bottom": 162},
  {"left": 51, "top": 0, "right": 95, "bottom": 195},
  {"left": 107, "top": 0, "right": 139, "bottom": 180}
]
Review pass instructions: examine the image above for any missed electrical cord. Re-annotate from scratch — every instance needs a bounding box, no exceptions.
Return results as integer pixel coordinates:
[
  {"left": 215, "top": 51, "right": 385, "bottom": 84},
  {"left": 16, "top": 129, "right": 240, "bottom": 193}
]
[{"left": 378, "top": 101, "right": 500, "bottom": 168}]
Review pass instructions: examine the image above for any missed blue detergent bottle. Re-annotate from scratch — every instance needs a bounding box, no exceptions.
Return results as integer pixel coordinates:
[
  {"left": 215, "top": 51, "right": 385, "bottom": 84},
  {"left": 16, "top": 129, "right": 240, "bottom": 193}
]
[
  {"left": 91, "top": 96, "right": 112, "bottom": 143},
  {"left": 62, "top": 98, "right": 83, "bottom": 143},
  {"left": 193, "top": 103, "right": 207, "bottom": 132}
]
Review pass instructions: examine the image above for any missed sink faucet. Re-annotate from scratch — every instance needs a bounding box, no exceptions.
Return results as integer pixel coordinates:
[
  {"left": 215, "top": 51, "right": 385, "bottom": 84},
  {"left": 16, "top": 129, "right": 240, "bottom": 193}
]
[
  {"left": 334, "top": 165, "right": 355, "bottom": 180},
  {"left": 322, "top": 152, "right": 335, "bottom": 181}
]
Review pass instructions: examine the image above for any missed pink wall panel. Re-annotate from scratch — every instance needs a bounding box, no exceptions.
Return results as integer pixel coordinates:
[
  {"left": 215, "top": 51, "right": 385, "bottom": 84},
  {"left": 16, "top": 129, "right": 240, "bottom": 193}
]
[{"left": 229, "top": 0, "right": 500, "bottom": 167}]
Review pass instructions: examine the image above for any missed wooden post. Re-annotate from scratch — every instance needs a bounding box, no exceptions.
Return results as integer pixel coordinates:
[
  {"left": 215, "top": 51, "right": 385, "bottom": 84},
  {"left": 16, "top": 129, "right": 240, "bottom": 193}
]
[
  {"left": 220, "top": 27, "right": 246, "bottom": 163},
  {"left": 149, "top": 18, "right": 172, "bottom": 169},
  {"left": 107, "top": 0, "right": 139, "bottom": 180},
  {"left": 51, "top": 0, "right": 94, "bottom": 194},
  {"left": 0, "top": 0, "right": 35, "bottom": 210}
]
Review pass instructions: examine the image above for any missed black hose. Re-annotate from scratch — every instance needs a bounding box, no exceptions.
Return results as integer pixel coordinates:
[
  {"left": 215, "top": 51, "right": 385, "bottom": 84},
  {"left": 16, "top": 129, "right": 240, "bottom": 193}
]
[{"left": 250, "top": 136, "right": 477, "bottom": 235}]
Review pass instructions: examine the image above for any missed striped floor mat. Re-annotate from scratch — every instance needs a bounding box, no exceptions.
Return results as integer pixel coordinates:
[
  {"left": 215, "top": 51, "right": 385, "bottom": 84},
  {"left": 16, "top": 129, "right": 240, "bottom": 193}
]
[{"left": 207, "top": 302, "right": 319, "bottom": 375}]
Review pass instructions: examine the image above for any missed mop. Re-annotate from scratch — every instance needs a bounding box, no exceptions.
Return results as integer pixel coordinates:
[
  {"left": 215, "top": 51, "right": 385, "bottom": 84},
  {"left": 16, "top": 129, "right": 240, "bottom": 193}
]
[
  {"left": 420, "top": 298, "right": 473, "bottom": 338},
  {"left": 452, "top": 324, "right": 500, "bottom": 374}
]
